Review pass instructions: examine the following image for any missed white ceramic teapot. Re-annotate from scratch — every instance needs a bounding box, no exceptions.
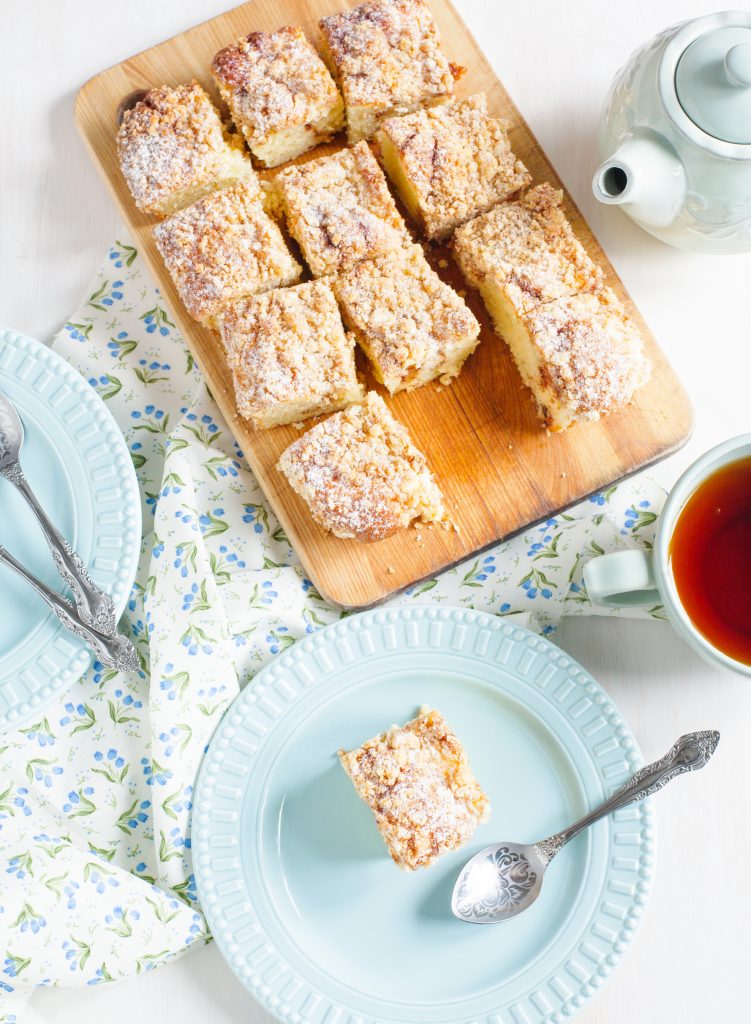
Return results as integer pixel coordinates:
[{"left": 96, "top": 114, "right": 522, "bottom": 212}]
[{"left": 593, "top": 10, "right": 751, "bottom": 254}]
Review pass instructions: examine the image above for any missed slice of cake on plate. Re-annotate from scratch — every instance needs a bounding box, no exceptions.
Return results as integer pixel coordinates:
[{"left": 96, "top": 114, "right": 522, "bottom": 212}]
[
  {"left": 212, "top": 26, "right": 344, "bottom": 168},
  {"left": 274, "top": 141, "right": 411, "bottom": 277},
  {"left": 375, "top": 94, "right": 530, "bottom": 240},
  {"left": 116, "top": 80, "right": 257, "bottom": 216},
  {"left": 153, "top": 182, "right": 301, "bottom": 327},
  {"left": 277, "top": 391, "right": 444, "bottom": 541},
  {"left": 339, "top": 707, "right": 490, "bottom": 870},
  {"left": 217, "top": 280, "right": 364, "bottom": 429},
  {"left": 333, "top": 244, "right": 480, "bottom": 392},
  {"left": 500, "top": 287, "right": 651, "bottom": 431},
  {"left": 319, "top": 0, "right": 462, "bottom": 143}
]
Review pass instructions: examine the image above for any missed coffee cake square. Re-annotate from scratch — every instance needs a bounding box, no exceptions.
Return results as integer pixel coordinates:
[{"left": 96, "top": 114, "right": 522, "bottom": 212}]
[
  {"left": 275, "top": 141, "right": 411, "bottom": 277},
  {"left": 116, "top": 80, "right": 257, "bottom": 216},
  {"left": 339, "top": 707, "right": 490, "bottom": 870},
  {"left": 452, "top": 183, "right": 602, "bottom": 320},
  {"left": 376, "top": 94, "right": 530, "bottom": 240},
  {"left": 217, "top": 280, "right": 363, "bottom": 429},
  {"left": 277, "top": 392, "right": 444, "bottom": 541},
  {"left": 319, "top": 0, "right": 460, "bottom": 143},
  {"left": 503, "top": 287, "right": 651, "bottom": 431},
  {"left": 153, "top": 182, "right": 302, "bottom": 326},
  {"left": 334, "top": 244, "right": 480, "bottom": 392},
  {"left": 212, "top": 27, "right": 344, "bottom": 168}
]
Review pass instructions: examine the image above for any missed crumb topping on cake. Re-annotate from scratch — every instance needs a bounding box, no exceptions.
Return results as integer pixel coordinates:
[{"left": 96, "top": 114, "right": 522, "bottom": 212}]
[
  {"left": 526, "top": 288, "right": 651, "bottom": 420},
  {"left": 277, "top": 391, "right": 444, "bottom": 541},
  {"left": 334, "top": 244, "right": 479, "bottom": 390},
  {"left": 319, "top": 0, "right": 456, "bottom": 111},
  {"left": 217, "top": 281, "right": 362, "bottom": 423},
  {"left": 276, "top": 141, "right": 411, "bottom": 276},
  {"left": 339, "top": 707, "right": 490, "bottom": 870},
  {"left": 212, "top": 27, "right": 342, "bottom": 146},
  {"left": 453, "top": 183, "right": 603, "bottom": 313},
  {"left": 153, "top": 182, "right": 301, "bottom": 324},
  {"left": 377, "top": 94, "right": 530, "bottom": 238},
  {"left": 117, "top": 81, "right": 256, "bottom": 213}
]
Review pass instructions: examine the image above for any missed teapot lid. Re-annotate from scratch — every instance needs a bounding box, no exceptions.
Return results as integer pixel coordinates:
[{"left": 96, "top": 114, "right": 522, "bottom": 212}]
[{"left": 675, "top": 20, "right": 751, "bottom": 145}]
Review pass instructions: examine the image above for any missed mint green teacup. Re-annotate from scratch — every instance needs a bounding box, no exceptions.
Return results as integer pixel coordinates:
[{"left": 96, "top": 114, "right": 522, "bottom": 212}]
[{"left": 583, "top": 434, "right": 751, "bottom": 677}]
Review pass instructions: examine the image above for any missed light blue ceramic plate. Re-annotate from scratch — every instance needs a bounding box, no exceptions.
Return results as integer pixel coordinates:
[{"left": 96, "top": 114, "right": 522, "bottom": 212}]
[
  {"left": 0, "top": 327, "right": 140, "bottom": 733},
  {"left": 194, "top": 607, "right": 654, "bottom": 1024}
]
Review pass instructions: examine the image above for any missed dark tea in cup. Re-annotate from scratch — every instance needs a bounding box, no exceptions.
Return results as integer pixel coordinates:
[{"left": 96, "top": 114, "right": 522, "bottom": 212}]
[{"left": 669, "top": 456, "right": 751, "bottom": 665}]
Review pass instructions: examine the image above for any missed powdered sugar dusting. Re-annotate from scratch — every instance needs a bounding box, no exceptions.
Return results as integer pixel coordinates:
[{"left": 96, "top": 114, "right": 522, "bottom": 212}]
[
  {"left": 320, "top": 0, "right": 456, "bottom": 111},
  {"left": 276, "top": 141, "right": 411, "bottom": 276},
  {"left": 277, "top": 391, "right": 444, "bottom": 542},
  {"left": 454, "top": 182, "right": 604, "bottom": 316},
  {"left": 524, "top": 288, "right": 651, "bottom": 421},
  {"left": 334, "top": 244, "right": 479, "bottom": 391},
  {"left": 339, "top": 707, "right": 490, "bottom": 870},
  {"left": 212, "top": 27, "right": 342, "bottom": 147},
  {"left": 116, "top": 80, "right": 256, "bottom": 214},
  {"left": 152, "top": 183, "right": 301, "bottom": 324},
  {"left": 217, "top": 281, "right": 363, "bottom": 428},
  {"left": 378, "top": 93, "right": 531, "bottom": 239}
]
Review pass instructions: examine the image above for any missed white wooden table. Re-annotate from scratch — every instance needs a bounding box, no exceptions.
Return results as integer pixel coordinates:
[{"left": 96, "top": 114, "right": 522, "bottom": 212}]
[{"left": 1, "top": 1, "right": 749, "bottom": 1021}]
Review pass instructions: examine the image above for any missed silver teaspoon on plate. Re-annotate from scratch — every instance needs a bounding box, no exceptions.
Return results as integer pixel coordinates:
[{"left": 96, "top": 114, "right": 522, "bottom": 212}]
[
  {"left": 452, "top": 730, "right": 720, "bottom": 924},
  {"left": 0, "top": 390, "right": 117, "bottom": 635},
  {"left": 0, "top": 543, "right": 139, "bottom": 673}
]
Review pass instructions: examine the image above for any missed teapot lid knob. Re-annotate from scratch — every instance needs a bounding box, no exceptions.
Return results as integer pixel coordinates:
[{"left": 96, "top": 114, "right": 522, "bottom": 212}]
[{"left": 725, "top": 43, "right": 751, "bottom": 87}]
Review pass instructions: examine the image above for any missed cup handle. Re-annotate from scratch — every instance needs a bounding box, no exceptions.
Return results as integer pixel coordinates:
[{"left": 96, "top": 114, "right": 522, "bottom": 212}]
[{"left": 583, "top": 549, "right": 660, "bottom": 607}]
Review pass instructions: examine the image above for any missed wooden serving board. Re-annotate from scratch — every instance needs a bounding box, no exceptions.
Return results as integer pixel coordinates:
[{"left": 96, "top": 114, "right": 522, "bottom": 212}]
[{"left": 75, "top": 0, "right": 693, "bottom": 608}]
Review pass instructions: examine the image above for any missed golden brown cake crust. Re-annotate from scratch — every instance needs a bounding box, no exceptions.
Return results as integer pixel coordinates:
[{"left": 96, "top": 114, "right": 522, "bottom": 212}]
[
  {"left": 377, "top": 94, "right": 530, "bottom": 239},
  {"left": 212, "top": 27, "right": 342, "bottom": 148},
  {"left": 217, "top": 281, "right": 363, "bottom": 428},
  {"left": 116, "top": 80, "right": 255, "bottom": 214},
  {"left": 153, "top": 183, "right": 301, "bottom": 325},
  {"left": 339, "top": 707, "right": 490, "bottom": 870},
  {"left": 524, "top": 287, "right": 651, "bottom": 424},
  {"left": 319, "top": 0, "right": 457, "bottom": 136},
  {"left": 453, "top": 182, "right": 603, "bottom": 314},
  {"left": 277, "top": 392, "right": 444, "bottom": 541},
  {"left": 334, "top": 244, "right": 480, "bottom": 391},
  {"left": 275, "top": 141, "right": 411, "bottom": 277}
]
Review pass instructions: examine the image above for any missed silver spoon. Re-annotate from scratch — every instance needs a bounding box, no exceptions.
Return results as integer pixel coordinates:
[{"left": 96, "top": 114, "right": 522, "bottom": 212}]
[
  {"left": 452, "top": 730, "right": 719, "bottom": 924},
  {"left": 0, "top": 390, "right": 117, "bottom": 634},
  {"left": 0, "top": 544, "right": 139, "bottom": 672}
]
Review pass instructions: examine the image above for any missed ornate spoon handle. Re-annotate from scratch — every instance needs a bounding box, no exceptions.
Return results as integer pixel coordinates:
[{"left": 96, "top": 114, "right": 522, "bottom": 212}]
[
  {"left": 0, "top": 544, "right": 139, "bottom": 673},
  {"left": 1, "top": 461, "right": 116, "bottom": 634},
  {"left": 535, "top": 731, "right": 720, "bottom": 863}
]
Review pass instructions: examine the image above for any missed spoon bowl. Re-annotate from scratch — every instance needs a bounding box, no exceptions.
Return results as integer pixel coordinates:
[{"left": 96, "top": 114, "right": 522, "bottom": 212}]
[
  {"left": 0, "top": 390, "right": 24, "bottom": 470},
  {"left": 452, "top": 842, "right": 547, "bottom": 924}
]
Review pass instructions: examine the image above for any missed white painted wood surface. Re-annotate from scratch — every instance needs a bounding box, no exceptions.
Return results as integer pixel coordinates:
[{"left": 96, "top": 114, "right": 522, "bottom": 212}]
[{"left": 0, "top": 1, "right": 748, "bottom": 1021}]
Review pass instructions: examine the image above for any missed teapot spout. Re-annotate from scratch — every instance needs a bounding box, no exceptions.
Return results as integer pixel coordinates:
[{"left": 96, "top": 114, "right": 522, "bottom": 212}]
[{"left": 593, "top": 132, "right": 686, "bottom": 229}]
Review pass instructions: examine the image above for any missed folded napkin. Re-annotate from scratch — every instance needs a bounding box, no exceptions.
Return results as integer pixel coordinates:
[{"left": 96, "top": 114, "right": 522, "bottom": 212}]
[{"left": 0, "top": 240, "right": 664, "bottom": 1021}]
